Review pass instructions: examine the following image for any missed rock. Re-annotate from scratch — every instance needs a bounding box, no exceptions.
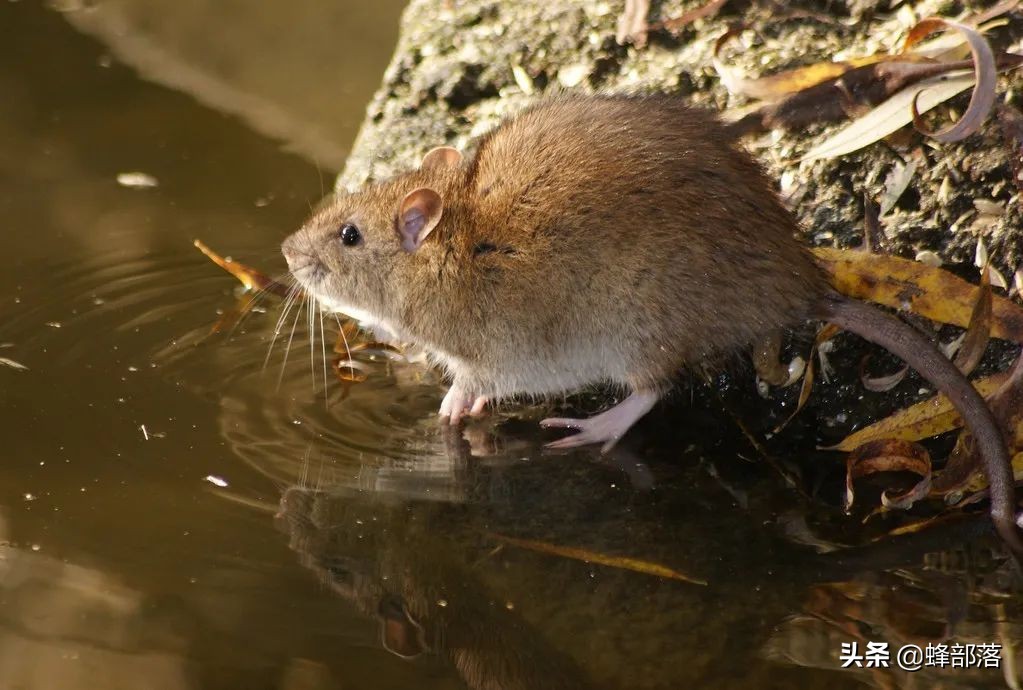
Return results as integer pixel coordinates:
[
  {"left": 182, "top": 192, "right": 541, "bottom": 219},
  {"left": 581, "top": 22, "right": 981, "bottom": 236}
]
[{"left": 340, "top": 0, "right": 1023, "bottom": 278}]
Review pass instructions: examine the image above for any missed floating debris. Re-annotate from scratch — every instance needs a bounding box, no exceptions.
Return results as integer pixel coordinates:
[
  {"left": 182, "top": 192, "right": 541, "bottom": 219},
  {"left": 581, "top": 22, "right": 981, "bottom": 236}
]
[
  {"left": 116, "top": 172, "right": 159, "bottom": 189},
  {"left": 0, "top": 357, "right": 28, "bottom": 371},
  {"left": 204, "top": 475, "right": 229, "bottom": 488}
]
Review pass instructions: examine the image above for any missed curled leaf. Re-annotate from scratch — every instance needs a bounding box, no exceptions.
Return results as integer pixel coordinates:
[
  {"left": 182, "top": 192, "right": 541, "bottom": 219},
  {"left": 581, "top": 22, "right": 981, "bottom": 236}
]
[
  {"left": 859, "top": 354, "right": 909, "bottom": 392},
  {"left": 906, "top": 18, "right": 997, "bottom": 142},
  {"left": 846, "top": 439, "right": 932, "bottom": 511},
  {"left": 333, "top": 358, "right": 368, "bottom": 384},
  {"left": 812, "top": 247, "right": 1023, "bottom": 342}
]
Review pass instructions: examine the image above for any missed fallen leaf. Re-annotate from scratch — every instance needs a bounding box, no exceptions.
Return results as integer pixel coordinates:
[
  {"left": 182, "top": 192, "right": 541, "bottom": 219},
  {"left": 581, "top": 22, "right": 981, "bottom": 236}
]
[
  {"left": 116, "top": 172, "right": 158, "bottom": 189},
  {"left": 879, "top": 157, "right": 920, "bottom": 216},
  {"left": 753, "top": 330, "right": 790, "bottom": 386},
  {"left": 846, "top": 439, "right": 932, "bottom": 511},
  {"left": 812, "top": 247, "right": 1023, "bottom": 342},
  {"left": 951, "top": 265, "right": 992, "bottom": 375},
  {"left": 801, "top": 71, "right": 976, "bottom": 160},
  {"left": 488, "top": 532, "right": 707, "bottom": 585},
  {"left": 194, "top": 239, "right": 289, "bottom": 296},
  {"left": 773, "top": 325, "right": 834, "bottom": 432},
  {"left": 859, "top": 354, "right": 909, "bottom": 392},
  {"left": 0, "top": 357, "right": 29, "bottom": 371},
  {"left": 333, "top": 358, "right": 368, "bottom": 384},
  {"left": 714, "top": 27, "right": 891, "bottom": 101},
  {"left": 907, "top": 19, "right": 998, "bottom": 142},
  {"left": 827, "top": 373, "right": 1005, "bottom": 451}
]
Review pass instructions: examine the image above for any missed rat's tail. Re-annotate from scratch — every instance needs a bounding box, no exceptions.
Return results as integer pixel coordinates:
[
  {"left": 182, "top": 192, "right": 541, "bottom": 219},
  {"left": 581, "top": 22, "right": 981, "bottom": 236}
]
[{"left": 822, "top": 292, "right": 1023, "bottom": 557}]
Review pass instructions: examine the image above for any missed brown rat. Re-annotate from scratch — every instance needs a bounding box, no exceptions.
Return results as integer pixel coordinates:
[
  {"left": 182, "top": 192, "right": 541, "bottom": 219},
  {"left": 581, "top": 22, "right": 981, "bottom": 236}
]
[{"left": 281, "top": 94, "right": 1022, "bottom": 553}]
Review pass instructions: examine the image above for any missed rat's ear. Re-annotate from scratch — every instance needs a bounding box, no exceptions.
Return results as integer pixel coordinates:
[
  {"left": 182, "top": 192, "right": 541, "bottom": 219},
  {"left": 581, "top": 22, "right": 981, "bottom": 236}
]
[
  {"left": 398, "top": 187, "right": 443, "bottom": 252},
  {"left": 420, "top": 146, "right": 462, "bottom": 170}
]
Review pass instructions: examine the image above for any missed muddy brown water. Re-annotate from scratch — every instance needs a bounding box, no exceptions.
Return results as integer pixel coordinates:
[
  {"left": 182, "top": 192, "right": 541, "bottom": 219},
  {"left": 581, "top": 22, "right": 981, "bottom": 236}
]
[{"left": 1, "top": 3, "right": 1020, "bottom": 690}]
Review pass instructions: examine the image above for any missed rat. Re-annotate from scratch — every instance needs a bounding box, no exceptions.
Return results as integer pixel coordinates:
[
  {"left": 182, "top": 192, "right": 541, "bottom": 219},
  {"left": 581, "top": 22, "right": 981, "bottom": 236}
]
[{"left": 281, "top": 93, "right": 1022, "bottom": 553}]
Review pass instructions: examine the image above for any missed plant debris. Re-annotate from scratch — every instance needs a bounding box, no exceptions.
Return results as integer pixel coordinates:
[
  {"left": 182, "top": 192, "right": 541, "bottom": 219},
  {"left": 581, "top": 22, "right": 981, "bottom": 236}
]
[
  {"left": 812, "top": 247, "right": 1023, "bottom": 342},
  {"left": 721, "top": 9, "right": 1023, "bottom": 155},
  {"left": 0, "top": 357, "right": 29, "bottom": 371},
  {"left": 845, "top": 439, "right": 932, "bottom": 512}
]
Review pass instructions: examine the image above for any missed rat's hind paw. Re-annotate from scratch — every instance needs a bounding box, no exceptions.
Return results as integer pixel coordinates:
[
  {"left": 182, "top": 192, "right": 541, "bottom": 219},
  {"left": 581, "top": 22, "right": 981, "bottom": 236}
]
[
  {"left": 438, "top": 387, "right": 488, "bottom": 425},
  {"left": 541, "top": 417, "right": 623, "bottom": 453},
  {"left": 540, "top": 391, "right": 659, "bottom": 453}
]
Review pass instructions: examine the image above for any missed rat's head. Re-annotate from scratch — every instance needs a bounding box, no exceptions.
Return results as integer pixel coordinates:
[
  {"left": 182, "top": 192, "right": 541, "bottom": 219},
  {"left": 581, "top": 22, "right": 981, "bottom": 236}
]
[{"left": 280, "top": 147, "right": 463, "bottom": 332}]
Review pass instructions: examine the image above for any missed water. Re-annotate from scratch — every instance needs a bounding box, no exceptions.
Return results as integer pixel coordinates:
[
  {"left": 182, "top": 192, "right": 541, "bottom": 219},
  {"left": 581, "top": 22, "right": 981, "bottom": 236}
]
[{"left": 0, "top": 3, "right": 1020, "bottom": 689}]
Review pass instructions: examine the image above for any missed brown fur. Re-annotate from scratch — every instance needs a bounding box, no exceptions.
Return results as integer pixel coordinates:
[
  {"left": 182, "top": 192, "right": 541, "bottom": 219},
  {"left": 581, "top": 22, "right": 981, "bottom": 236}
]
[{"left": 283, "top": 94, "right": 828, "bottom": 400}]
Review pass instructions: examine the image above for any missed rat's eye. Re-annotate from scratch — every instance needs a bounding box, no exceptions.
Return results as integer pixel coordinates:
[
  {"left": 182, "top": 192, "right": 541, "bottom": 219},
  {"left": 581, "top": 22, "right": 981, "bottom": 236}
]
[{"left": 338, "top": 223, "right": 362, "bottom": 247}]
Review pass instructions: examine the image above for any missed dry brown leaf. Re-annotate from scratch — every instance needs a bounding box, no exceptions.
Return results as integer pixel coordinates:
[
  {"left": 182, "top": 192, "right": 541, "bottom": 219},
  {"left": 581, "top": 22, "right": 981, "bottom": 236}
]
[
  {"left": 488, "top": 532, "right": 707, "bottom": 585},
  {"left": 753, "top": 330, "right": 790, "bottom": 386},
  {"left": 813, "top": 247, "right": 1023, "bottom": 342},
  {"left": 195, "top": 239, "right": 289, "bottom": 296},
  {"left": 715, "top": 26, "right": 892, "bottom": 101},
  {"left": 846, "top": 439, "right": 932, "bottom": 511},
  {"left": 952, "top": 265, "right": 993, "bottom": 375},
  {"left": 907, "top": 18, "right": 998, "bottom": 142},
  {"left": 772, "top": 325, "right": 834, "bottom": 432}
]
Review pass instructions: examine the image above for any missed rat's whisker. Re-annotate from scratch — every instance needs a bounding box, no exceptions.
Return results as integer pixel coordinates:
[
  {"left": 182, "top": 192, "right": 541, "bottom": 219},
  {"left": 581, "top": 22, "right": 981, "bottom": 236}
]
[
  {"left": 231, "top": 274, "right": 295, "bottom": 340},
  {"left": 277, "top": 292, "right": 306, "bottom": 391},
  {"left": 264, "top": 282, "right": 301, "bottom": 371},
  {"left": 318, "top": 303, "right": 329, "bottom": 407},
  {"left": 307, "top": 294, "right": 318, "bottom": 391},
  {"left": 332, "top": 312, "right": 356, "bottom": 381}
]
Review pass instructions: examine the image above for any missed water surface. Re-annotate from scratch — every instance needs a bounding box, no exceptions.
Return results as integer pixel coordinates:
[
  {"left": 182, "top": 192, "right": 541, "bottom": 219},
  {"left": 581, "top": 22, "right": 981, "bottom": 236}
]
[{"left": 0, "top": 3, "right": 1019, "bottom": 689}]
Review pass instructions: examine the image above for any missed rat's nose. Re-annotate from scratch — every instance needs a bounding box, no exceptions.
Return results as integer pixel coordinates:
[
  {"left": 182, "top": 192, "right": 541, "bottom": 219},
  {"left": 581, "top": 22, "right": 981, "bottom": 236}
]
[{"left": 281, "top": 236, "right": 304, "bottom": 269}]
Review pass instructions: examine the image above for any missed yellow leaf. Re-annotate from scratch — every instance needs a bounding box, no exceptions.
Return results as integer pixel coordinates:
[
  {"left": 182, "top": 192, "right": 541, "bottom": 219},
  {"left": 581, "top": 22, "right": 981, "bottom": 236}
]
[
  {"left": 812, "top": 248, "right": 1023, "bottom": 342},
  {"left": 828, "top": 374, "right": 1005, "bottom": 451}
]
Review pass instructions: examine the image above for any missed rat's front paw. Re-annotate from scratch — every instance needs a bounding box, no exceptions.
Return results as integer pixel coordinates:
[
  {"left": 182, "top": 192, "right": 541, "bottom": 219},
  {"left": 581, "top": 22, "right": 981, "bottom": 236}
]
[{"left": 438, "top": 387, "right": 488, "bottom": 425}]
